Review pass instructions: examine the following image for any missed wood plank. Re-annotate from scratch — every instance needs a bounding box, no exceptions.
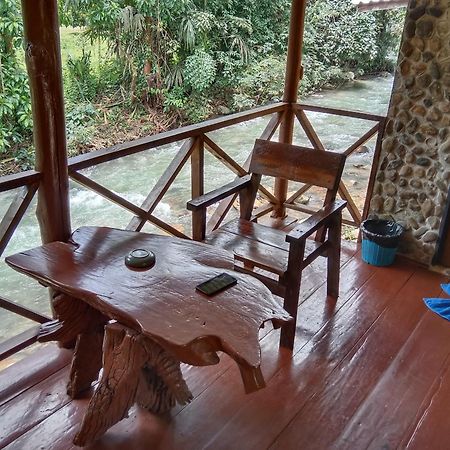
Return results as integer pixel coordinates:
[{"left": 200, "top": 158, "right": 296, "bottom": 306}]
[
  {"left": 285, "top": 183, "right": 313, "bottom": 204},
  {"left": 295, "top": 103, "right": 385, "bottom": 123},
  {"left": 270, "top": 269, "right": 445, "bottom": 450},
  {"left": 127, "top": 138, "right": 195, "bottom": 232},
  {"left": 343, "top": 123, "right": 379, "bottom": 157},
  {"left": 0, "top": 366, "right": 72, "bottom": 447},
  {"left": 69, "top": 171, "right": 188, "bottom": 239},
  {"left": 286, "top": 200, "right": 346, "bottom": 242},
  {"left": 190, "top": 261, "right": 414, "bottom": 450},
  {"left": 0, "top": 171, "right": 41, "bottom": 193},
  {"left": 0, "top": 345, "right": 71, "bottom": 406},
  {"left": 295, "top": 110, "right": 326, "bottom": 151},
  {"left": 0, "top": 295, "right": 51, "bottom": 325},
  {"left": 338, "top": 181, "right": 362, "bottom": 224},
  {"left": 0, "top": 326, "right": 40, "bottom": 361},
  {"left": 204, "top": 136, "right": 277, "bottom": 204},
  {"left": 361, "top": 118, "right": 386, "bottom": 227},
  {"left": 336, "top": 311, "right": 450, "bottom": 450},
  {"left": 250, "top": 139, "right": 346, "bottom": 190},
  {"left": 68, "top": 103, "right": 288, "bottom": 171},
  {"left": 0, "top": 184, "right": 38, "bottom": 257},
  {"left": 285, "top": 202, "right": 358, "bottom": 227},
  {"left": 206, "top": 111, "right": 283, "bottom": 233},
  {"left": 191, "top": 137, "right": 205, "bottom": 241},
  {"left": 404, "top": 355, "right": 450, "bottom": 449},
  {"left": 187, "top": 176, "right": 252, "bottom": 211},
  {"left": 6, "top": 247, "right": 360, "bottom": 450},
  {"left": 217, "top": 218, "right": 290, "bottom": 248}
]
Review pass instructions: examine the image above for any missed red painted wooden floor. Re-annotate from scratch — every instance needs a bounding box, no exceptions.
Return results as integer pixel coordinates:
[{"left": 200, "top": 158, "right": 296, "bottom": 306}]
[{"left": 1, "top": 242, "right": 449, "bottom": 450}]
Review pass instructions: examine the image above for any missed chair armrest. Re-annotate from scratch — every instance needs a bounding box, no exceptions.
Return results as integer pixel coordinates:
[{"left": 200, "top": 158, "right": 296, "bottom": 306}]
[
  {"left": 286, "top": 200, "right": 347, "bottom": 243},
  {"left": 187, "top": 174, "right": 252, "bottom": 211}
]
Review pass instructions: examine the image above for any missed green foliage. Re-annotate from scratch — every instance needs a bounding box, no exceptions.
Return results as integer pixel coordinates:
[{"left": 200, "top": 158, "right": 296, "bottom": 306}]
[
  {"left": 184, "top": 50, "right": 216, "bottom": 92},
  {"left": 0, "top": 0, "right": 404, "bottom": 167},
  {"left": 183, "top": 93, "right": 213, "bottom": 123},
  {"left": 233, "top": 56, "right": 286, "bottom": 110},
  {"left": 60, "top": 0, "right": 290, "bottom": 104},
  {"left": 0, "top": 0, "right": 32, "bottom": 154},
  {"left": 303, "top": 0, "right": 401, "bottom": 75},
  {"left": 65, "top": 102, "right": 97, "bottom": 153},
  {"left": 163, "top": 86, "right": 186, "bottom": 112},
  {"left": 65, "top": 50, "right": 98, "bottom": 103}
]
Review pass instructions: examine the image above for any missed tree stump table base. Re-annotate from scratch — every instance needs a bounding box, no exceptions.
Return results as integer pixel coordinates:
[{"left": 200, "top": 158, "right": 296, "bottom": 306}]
[
  {"left": 73, "top": 323, "right": 193, "bottom": 447},
  {"left": 6, "top": 227, "right": 292, "bottom": 447}
]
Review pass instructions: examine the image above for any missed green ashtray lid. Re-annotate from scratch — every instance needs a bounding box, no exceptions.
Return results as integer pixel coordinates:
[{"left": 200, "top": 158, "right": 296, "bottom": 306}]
[{"left": 125, "top": 249, "right": 155, "bottom": 269}]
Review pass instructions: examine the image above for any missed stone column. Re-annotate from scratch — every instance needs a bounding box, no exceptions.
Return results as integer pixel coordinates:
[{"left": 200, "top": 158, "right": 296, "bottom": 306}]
[{"left": 370, "top": 0, "right": 450, "bottom": 265}]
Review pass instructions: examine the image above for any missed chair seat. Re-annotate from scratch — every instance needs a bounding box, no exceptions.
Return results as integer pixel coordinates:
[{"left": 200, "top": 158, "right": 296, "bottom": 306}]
[{"left": 205, "top": 219, "right": 323, "bottom": 277}]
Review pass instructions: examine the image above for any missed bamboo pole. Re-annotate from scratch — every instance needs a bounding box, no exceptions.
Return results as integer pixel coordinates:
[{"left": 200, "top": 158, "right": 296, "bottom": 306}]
[
  {"left": 274, "top": 0, "right": 307, "bottom": 217},
  {"left": 21, "top": 0, "right": 71, "bottom": 243}
]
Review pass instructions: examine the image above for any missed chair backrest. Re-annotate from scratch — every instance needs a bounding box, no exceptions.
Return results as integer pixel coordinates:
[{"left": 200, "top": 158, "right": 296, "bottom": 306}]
[{"left": 249, "top": 139, "right": 346, "bottom": 194}]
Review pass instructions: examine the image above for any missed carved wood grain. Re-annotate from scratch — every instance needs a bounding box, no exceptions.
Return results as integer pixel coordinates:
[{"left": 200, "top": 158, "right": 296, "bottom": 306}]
[{"left": 73, "top": 323, "right": 193, "bottom": 446}]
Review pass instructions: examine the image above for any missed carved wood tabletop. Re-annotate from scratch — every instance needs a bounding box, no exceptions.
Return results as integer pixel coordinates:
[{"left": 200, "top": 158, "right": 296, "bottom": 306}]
[{"left": 6, "top": 226, "right": 291, "bottom": 446}]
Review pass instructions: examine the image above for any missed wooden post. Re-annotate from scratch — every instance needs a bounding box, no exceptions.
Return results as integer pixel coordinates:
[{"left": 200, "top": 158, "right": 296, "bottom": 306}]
[
  {"left": 21, "top": 0, "right": 71, "bottom": 243},
  {"left": 274, "top": 0, "right": 307, "bottom": 217},
  {"left": 191, "top": 136, "right": 205, "bottom": 241}
]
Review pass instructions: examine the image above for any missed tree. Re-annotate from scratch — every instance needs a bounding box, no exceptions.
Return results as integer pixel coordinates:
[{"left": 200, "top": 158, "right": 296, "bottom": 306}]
[{"left": 0, "top": 0, "right": 32, "bottom": 154}]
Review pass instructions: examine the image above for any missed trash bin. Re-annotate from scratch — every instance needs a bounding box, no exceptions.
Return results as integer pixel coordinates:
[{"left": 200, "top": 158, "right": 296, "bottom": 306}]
[{"left": 360, "top": 219, "right": 404, "bottom": 267}]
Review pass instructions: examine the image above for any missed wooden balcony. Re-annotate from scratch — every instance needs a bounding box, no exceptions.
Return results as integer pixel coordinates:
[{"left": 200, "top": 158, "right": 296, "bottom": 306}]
[
  {"left": 0, "top": 101, "right": 385, "bottom": 359},
  {"left": 1, "top": 242, "right": 449, "bottom": 450}
]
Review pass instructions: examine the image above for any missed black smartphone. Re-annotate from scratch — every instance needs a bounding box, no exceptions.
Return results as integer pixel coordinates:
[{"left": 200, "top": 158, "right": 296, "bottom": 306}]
[{"left": 196, "top": 273, "right": 238, "bottom": 296}]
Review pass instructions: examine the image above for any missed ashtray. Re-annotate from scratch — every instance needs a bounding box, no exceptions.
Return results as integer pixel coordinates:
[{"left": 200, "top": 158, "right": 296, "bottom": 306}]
[{"left": 125, "top": 249, "right": 155, "bottom": 269}]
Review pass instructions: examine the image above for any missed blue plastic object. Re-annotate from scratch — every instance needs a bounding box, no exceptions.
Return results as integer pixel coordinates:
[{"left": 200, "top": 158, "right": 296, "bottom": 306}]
[
  {"left": 424, "top": 298, "right": 450, "bottom": 322},
  {"left": 360, "top": 219, "right": 404, "bottom": 267},
  {"left": 442, "top": 284, "right": 450, "bottom": 296},
  {"left": 361, "top": 238, "right": 398, "bottom": 266},
  {"left": 424, "top": 284, "right": 450, "bottom": 322}
]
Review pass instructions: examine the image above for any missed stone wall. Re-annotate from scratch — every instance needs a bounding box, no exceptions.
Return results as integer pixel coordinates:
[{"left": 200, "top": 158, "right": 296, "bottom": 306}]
[{"left": 370, "top": 0, "right": 450, "bottom": 265}]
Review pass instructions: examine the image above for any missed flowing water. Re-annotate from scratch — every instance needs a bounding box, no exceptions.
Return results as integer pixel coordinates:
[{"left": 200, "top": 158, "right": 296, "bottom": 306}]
[{"left": 0, "top": 75, "right": 394, "bottom": 342}]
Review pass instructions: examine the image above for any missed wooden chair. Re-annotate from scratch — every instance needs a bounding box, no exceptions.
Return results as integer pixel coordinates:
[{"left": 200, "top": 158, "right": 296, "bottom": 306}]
[{"left": 187, "top": 139, "right": 347, "bottom": 349}]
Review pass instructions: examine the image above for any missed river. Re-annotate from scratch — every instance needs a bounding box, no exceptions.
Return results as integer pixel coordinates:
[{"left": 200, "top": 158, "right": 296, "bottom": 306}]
[{"left": 0, "top": 75, "right": 393, "bottom": 342}]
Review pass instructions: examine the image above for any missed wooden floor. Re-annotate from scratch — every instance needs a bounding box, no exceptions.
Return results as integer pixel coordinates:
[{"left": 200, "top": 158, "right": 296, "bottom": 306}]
[{"left": 1, "top": 242, "right": 449, "bottom": 450}]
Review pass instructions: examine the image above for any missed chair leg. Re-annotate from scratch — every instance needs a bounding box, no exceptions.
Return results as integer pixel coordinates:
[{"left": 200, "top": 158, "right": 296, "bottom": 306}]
[
  {"left": 280, "top": 241, "right": 305, "bottom": 351},
  {"left": 327, "top": 214, "right": 342, "bottom": 298}
]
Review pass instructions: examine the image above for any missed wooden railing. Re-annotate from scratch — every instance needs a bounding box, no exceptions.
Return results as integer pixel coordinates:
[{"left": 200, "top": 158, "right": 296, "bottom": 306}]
[
  {"left": 0, "top": 101, "right": 386, "bottom": 361},
  {"left": 0, "top": 170, "right": 52, "bottom": 359}
]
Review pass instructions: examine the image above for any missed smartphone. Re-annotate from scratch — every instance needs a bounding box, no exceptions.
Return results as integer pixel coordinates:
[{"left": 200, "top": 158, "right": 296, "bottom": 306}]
[{"left": 196, "top": 273, "right": 238, "bottom": 296}]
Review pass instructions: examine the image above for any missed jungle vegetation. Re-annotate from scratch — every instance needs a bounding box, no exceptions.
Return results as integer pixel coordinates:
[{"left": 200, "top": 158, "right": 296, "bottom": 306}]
[{"left": 0, "top": 0, "right": 403, "bottom": 173}]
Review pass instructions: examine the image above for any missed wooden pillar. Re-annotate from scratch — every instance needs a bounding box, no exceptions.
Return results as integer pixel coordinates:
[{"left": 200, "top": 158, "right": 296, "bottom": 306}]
[
  {"left": 191, "top": 136, "right": 205, "bottom": 241},
  {"left": 273, "top": 0, "right": 307, "bottom": 217},
  {"left": 21, "top": 0, "right": 71, "bottom": 243}
]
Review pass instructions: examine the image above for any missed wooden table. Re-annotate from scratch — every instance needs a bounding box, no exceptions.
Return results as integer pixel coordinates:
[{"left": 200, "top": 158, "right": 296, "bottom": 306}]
[{"left": 6, "top": 227, "right": 291, "bottom": 446}]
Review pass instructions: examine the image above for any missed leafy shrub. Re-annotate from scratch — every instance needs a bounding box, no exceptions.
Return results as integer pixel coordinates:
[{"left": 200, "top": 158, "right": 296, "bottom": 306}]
[
  {"left": 65, "top": 50, "right": 98, "bottom": 103},
  {"left": 184, "top": 50, "right": 217, "bottom": 92},
  {"left": 163, "top": 87, "right": 186, "bottom": 113},
  {"left": 233, "top": 56, "right": 286, "bottom": 109},
  {"left": 183, "top": 94, "right": 213, "bottom": 123},
  {"left": 66, "top": 103, "right": 98, "bottom": 153},
  {"left": 0, "top": 0, "right": 32, "bottom": 154}
]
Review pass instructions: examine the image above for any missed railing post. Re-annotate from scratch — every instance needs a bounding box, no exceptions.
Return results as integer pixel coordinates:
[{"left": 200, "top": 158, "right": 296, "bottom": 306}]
[
  {"left": 191, "top": 136, "right": 205, "bottom": 241},
  {"left": 21, "top": 0, "right": 71, "bottom": 243},
  {"left": 274, "top": 0, "right": 307, "bottom": 217}
]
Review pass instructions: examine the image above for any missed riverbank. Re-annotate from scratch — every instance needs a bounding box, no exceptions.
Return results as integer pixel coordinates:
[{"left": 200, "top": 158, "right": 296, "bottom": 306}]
[{"left": 0, "top": 72, "right": 393, "bottom": 179}]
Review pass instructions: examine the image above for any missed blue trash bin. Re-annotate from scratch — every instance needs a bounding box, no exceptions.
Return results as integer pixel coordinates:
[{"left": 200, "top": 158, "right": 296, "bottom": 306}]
[{"left": 361, "top": 219, "right": 404, "bottom": 267}]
